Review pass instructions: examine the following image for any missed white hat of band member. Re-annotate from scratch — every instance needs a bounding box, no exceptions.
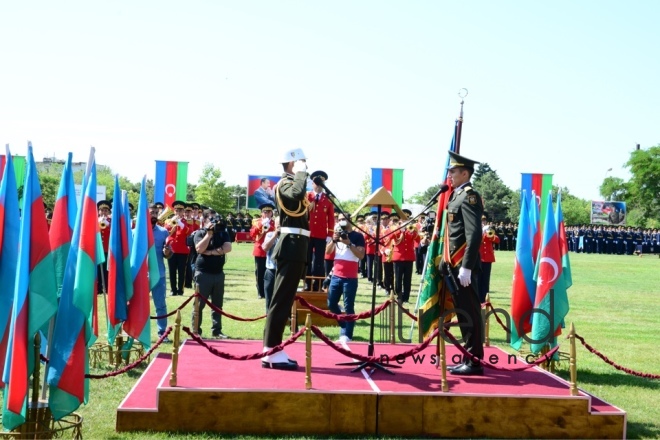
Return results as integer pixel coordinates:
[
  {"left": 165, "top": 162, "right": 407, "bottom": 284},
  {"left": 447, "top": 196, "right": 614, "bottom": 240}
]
[{"left": 281, "top": 148, "right": 307, "bottom": 163}]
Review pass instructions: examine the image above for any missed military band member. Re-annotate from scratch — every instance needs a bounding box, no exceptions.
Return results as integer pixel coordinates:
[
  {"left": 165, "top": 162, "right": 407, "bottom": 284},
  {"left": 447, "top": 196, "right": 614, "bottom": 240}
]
[
  {"left": 306, "top": 171, "right": 335, "bottom": 290},
  {"left": 250, "top": 203, "right": 276, "bottom": 299},
  {"left": 97, "top": 200, "right": 112, "bottom": 294},
  {"left": 391, "top": 209, "right": 420, "bottom": 303},
  {"left": 165, "top": 200, "right": 191, "bottom": 296}
]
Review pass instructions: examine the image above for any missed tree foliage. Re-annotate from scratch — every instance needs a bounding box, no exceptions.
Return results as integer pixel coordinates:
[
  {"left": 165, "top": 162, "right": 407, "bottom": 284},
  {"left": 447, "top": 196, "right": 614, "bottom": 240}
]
[
  {"left": 624, "top": 145, "right": 660, "bottom": 226},
  {"left": 472, "top": 162, "right": 495, "bottom": 183},
  {"left": 473, "top": 171, "right": 515, "bottom": 222},
  {"left": 599, "top": 176, "right": 628, "bottom": 202},
  {"left": 193, "top": 163, "right": 234, "bottom": 213}
]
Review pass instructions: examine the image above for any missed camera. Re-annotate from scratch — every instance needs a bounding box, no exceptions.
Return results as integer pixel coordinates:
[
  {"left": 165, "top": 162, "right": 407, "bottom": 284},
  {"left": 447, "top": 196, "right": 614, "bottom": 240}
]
[
  {"left": 209, "top": 216, "right": 227, "bottom": 232},
  {"left": 422, "top": 214, "right": 436, "bottom": 235},
  {"left": 334, "top": 224, "right": 348, "bottom": 241}
]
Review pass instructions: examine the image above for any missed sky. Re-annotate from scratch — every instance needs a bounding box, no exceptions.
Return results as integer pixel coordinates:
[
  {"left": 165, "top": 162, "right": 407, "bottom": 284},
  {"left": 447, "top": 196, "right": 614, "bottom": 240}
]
[{"left": 1, "top": 1, "right": 658, "bottom": 204}]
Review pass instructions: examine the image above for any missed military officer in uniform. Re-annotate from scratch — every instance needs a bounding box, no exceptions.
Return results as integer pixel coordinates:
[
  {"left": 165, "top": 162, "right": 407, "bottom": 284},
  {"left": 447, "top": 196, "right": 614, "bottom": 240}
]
[
  {"left": 306, "top": 171, "right": 335, "bottom": 290},
  {"left": 441, "top": 151, "right": 484, "bottom": 376},
  {"left": 262, "top": 148, "right": 310, "bottom": 370}
]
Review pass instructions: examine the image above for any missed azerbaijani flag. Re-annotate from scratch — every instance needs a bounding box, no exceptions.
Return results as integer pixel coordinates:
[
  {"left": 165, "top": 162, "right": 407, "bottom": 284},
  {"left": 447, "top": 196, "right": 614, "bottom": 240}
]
[
  {"left": 123, "top": 177, "right": 155, "bottom": 349},
  {"left": 530, "top": 193, "right": 570, "bottom": 354},
  {"left": 417, "top": 123, "right": 459, "bottom": 338},
  {"left": 2, "top": 144, "right": 58, "bottom": 430},
  {"left": 47, "top": 148, "right": 99, "bottom": 420},
  {"left": 529, "top": 190, "right": 541, "bottom": 264},
  {"left": 521, "top": 173, "right": 553, "bottom": 226},
  {"left": 107, "top": 179, "right": 132, "bottom": 344},
  {"left": 154, "top": 160, "right": 188, "bottom": 208},
  {"left": 49, "top": 152, "right": 78, "bottom": 296},
  {"left": 555, "top": 192, "right": 572, "bottom": 288},
  {"left": 0, "top": 147, "right": 21, "bottom": 390},
  {"left": 510, "top": 191, "right": 537, "bottom": 350},
  {"left": 0, "top": 152, "right": 27, "bottom": 189},
  {"left": 372, "top": 168, "right": 404, "bottom": 205}
]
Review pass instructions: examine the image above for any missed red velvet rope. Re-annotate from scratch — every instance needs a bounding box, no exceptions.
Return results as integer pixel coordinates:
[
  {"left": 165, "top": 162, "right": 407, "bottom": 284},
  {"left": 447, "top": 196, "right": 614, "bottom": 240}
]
[
  {"left": 182, "top": 326, "right": 306, "bottom": 360},
  {"left": 573, "top": 333, "right": 660, "bottom": 380},
  {"left": 443, "top": 328, "right": 559, "bottom": 371},
  {"left": 85, "top": 328, "right": 174, "bottom": 379},
  {"left": 395, "top": 300, "right": 418, "bottom": 321},
  {"left": 295, "top": 295, "right": 390, "bottom": 322},
  {"left": 151, "top": 295, "right": 195, "bottom": 319},
  {"left": 310, "top": 325, "right": 439, "bottom": 363},
  {"left": 483, "top": 302, "right": 512, "bottom": 333},
  {"left": 196, "top": 294, "right": 267, "bottom": 322}
]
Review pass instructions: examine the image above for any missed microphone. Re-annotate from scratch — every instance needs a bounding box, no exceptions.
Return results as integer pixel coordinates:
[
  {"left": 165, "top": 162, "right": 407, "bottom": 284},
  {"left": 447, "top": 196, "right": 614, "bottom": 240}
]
[
  {"left": 312, "top": 175, "right": 338, "bottom": 200},
  {"left": 428, "top": 184, "right": 450, "bottom": 205}
]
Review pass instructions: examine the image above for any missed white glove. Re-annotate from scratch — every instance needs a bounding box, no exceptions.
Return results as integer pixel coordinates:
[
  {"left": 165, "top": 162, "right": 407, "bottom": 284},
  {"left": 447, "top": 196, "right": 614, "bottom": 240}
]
[
  {"left": 262, "top": 218, "right": 270, "bottom": 229},
  {"left": 458, "top": 267, "right": 472, "bottom": 287},
  {"left": 177, "top": 219, "right": 185, "bottom": 228},
  {"left": 292, "top": 160, "right": 307, "bottom": 174},
  {"left": 326, "top": 236, "right": 333, "bottom": 244}
]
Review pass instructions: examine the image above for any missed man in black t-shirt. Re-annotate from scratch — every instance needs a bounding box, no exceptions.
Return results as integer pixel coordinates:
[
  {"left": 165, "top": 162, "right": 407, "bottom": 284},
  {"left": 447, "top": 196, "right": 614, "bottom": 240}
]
[{"left": 192, "top": 209, "right": 232, "bottom": 338}]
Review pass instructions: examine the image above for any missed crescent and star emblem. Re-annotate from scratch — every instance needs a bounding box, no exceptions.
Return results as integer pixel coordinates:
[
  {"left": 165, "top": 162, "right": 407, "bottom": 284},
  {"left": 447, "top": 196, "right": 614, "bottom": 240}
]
[
  {"left": 540, "top": 257, "right": 559, "bottom": 283},
  {"left": 165, "top": 184, "right": 176, "bottom": 197}
]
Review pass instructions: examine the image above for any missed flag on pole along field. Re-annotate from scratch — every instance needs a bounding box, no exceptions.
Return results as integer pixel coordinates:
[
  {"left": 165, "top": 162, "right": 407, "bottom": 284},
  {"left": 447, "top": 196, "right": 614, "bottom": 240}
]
[
  {"left": 0, "top": 148, "right": 21, "bottom": 390},
  {"left": 371, "top": 168, "right": 404, "bottom": 205},
  {"left": 529, "top": 190, "right": 541, "bottom": 265},
  {"left": 123, "top": 177, "right": 153, "bottom": 349},
  {"left": 417, "top": 126, "right": 459, "bottom": 338},
  {"left": 510, "top": 191, "right": 537, "bottom": 350},
  {"left": 50, "top": 152, "right": 78, "bottom": 296},
  {"left": 521, "top": 173, "right": 553, "bottom": 226},
  {"left": 106, "top": 179, "right": 132, "bottom": 344},
  {"left": 530, "top": 193, "right": 570, "bottom": 354},
  {"left": 555, "top": 192, "right": 572, "bottom": 288},
  {"left": 154, "top": 161, "right": 188, "bottom": 208},
  {"left": 47, "top": 148, "right": 99, "bottom": 421},
  {"left": 2, "top": 144, "right": 58, "bottom": 430},
  {"left": 0, "top": 152, "right": 27, "bottom": 189}
]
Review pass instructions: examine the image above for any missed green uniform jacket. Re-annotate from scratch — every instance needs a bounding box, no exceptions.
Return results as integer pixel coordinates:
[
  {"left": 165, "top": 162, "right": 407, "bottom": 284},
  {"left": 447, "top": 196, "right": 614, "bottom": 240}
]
[
  {"left": 446, "top": 183, "right": 483, "bottom": 271},
  {"left": 273, "top": 171, "right": 310, "bottom": 263}
]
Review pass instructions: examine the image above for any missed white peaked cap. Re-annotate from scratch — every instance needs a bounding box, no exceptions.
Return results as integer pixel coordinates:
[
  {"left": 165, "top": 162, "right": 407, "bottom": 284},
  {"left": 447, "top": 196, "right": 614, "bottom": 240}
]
[{"left": 281, "top": 148, "right": 306, "bottom": 163}]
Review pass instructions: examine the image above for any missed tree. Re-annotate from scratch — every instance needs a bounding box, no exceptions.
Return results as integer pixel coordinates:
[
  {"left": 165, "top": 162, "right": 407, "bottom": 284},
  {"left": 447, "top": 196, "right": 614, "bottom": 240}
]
[
  {"left": 473, "top": 172, "right": 515, "bottom": 222},
  {"left": 624, "top": 145, "right": 660, "bottom": 226},
  {"left": 551, "top": 186, "right": 590, "bottom": 226},
  {"left": 473, "top": 162, "right": 495, "bottom": 184},
  {"left": 194, "top": 163, "right": 233, "bottom": 212},
  {"left": 599, "top": 176, "right": 628, "bottom": 202}
]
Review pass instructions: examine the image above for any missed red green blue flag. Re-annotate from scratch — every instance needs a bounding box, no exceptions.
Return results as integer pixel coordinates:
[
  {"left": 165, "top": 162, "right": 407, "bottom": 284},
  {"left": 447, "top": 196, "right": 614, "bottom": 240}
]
[
  {"left": 0, "top": 151, "right": 27, "bottom": 189},
  {"left": 123, "top": 177, "right": 155, "bottom": 349},
  {"left": 154, "top": 161, "right": 188, "bottom": 208},
  {"left": 510, "top": 190, "right": 537, "bottom": 350},
  {"left": 555, "top": 192, "right": 572, "bottom": 288},
  {"left": 2, "top": 143, "right": 58, "bottom": 430},
  {"left": 521, "top": 173, "right": 553, "bottom": 226},
  {"left": 47, "top": 148, "right": 99, "bottom": 420},
  {"left": 107, "top": 178, "right": 132, "bottom": 344},
  {"left": 530, "top": 193, "right": 570, "bottom": 354},
  {"left": 49, "top": 152, "right": 78, "bottom": 297},
  {"left": 371, "top": 168, "right": 404, "bottom": 205},
  {"left": 0, "top": 147, "right": 21, "bottom": 391}
]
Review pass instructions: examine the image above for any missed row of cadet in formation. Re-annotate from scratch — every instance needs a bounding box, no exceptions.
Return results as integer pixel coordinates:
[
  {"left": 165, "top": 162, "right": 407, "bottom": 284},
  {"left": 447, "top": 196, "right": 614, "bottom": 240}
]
[{"left": 564, "top": 225, "right": 660, "bottom": 255}]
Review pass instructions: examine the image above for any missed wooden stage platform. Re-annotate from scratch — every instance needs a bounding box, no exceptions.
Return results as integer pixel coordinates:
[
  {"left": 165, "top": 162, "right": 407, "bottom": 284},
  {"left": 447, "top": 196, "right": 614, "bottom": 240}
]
[{"left": 117, "top": 339, "right": 626, "bottom": 438}]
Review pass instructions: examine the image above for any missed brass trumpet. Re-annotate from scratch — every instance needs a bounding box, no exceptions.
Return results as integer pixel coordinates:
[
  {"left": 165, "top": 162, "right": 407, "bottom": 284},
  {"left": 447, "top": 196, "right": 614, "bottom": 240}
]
[
  {"left": 407, "top": 223, "right": 416, "bottom": 232},
  {"left": 99, "top": 217, "right": 109, "bottom": 229},
  {"left": 486, "top": 227, "right": 496, "bottom": 238}
]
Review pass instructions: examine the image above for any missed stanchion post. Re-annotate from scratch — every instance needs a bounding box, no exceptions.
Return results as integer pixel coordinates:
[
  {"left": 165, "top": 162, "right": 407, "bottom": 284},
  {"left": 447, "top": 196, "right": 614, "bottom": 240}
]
[
  {"left": 484, "top": 293, "right": 490, "bottom": 347},
  {"left": 115, "top": 334, "right": 124, "bottom": 367},
  {"left": 569, "top": 322, "right": 578, "bottom": 396},
  {"left": 31, "top": 333, "right": 42, "bottom": 410},
  {"left": 170, "top": 311, "right": 182, "bottom": 387},
  {"left": 305, "top": 313, "right": 312, "bottom": 390},
  {"left": 439, "top": 328, "right": 448, "bottom": 392},
  {"left": 193, "top": 288, "right": 200, "bottom": 335},
  {"left": 389, "top": 291, "right": 396, "bottom": 344},
  {"left": 291, "top": 297, "right": 297, "bottom": 334}
]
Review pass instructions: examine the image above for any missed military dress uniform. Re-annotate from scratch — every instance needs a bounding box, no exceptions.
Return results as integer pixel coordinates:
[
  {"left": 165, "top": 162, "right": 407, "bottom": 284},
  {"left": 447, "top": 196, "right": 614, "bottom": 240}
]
[
  {"left": 250, "top": 204, "right": 276, "bottom": 299},
  {"left": 442, "top": 152, "right": 484, "bottom": 375},
  {"left": 263, "top": 163, "right": 310, "bottom": 353},
  {"left": 306, "top": 171, "right": 335, "bottom": 290},
  {"left": 391, "top": 226, "right": 420, "bottom": 303},
  {"left": 97, "top": 200, "right": 112, "bottom": 293}
]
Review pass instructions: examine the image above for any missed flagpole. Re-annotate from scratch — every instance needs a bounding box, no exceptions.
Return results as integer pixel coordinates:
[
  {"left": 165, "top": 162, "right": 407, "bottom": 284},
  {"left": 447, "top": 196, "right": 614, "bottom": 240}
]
[{"left": 410, "top": 89, "right": 467, "bottom": 340}]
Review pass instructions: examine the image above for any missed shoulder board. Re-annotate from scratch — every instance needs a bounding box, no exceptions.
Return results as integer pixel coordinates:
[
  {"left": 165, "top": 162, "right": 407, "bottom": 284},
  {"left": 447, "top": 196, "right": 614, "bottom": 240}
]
[{"left": 463, "top": 186, "right": 473, "bottom": 192}]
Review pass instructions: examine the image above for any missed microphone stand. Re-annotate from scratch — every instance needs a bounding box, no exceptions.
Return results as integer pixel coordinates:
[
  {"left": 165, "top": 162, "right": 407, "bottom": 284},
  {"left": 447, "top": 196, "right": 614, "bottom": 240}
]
[{"left": 317, "top": 179, "right": 398, "bottom": 374}]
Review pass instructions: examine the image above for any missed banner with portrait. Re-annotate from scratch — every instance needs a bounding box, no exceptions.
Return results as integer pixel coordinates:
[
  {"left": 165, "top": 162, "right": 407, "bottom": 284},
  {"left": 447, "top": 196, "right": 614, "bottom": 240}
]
[
  {"left": 247, "top": 175, "right": 281, "bottom": 210},
  {"left": 591, "top": 201, "right": 626, "bottom": 225}
]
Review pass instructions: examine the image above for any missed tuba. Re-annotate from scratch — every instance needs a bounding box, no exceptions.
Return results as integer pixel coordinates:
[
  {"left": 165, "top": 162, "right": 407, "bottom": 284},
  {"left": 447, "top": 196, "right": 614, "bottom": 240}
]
[{"left": 158, "top": 206, "right": 175, "bottom": 223}]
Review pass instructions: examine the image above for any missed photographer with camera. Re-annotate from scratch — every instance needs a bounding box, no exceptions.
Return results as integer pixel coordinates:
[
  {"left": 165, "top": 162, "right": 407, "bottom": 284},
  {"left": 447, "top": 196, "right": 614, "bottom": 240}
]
[
  {"left": 191, "top": 209, "right": 232, "bottom": 339},
  {"left": 325, "top": 213, "right": 365, "bottom": 343}
]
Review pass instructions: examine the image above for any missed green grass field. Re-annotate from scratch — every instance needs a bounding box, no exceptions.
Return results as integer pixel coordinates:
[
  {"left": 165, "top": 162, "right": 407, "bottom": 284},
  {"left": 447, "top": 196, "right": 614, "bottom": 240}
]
[{"left": 2, "top": 244, "right": 659, "bottom": 439}]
